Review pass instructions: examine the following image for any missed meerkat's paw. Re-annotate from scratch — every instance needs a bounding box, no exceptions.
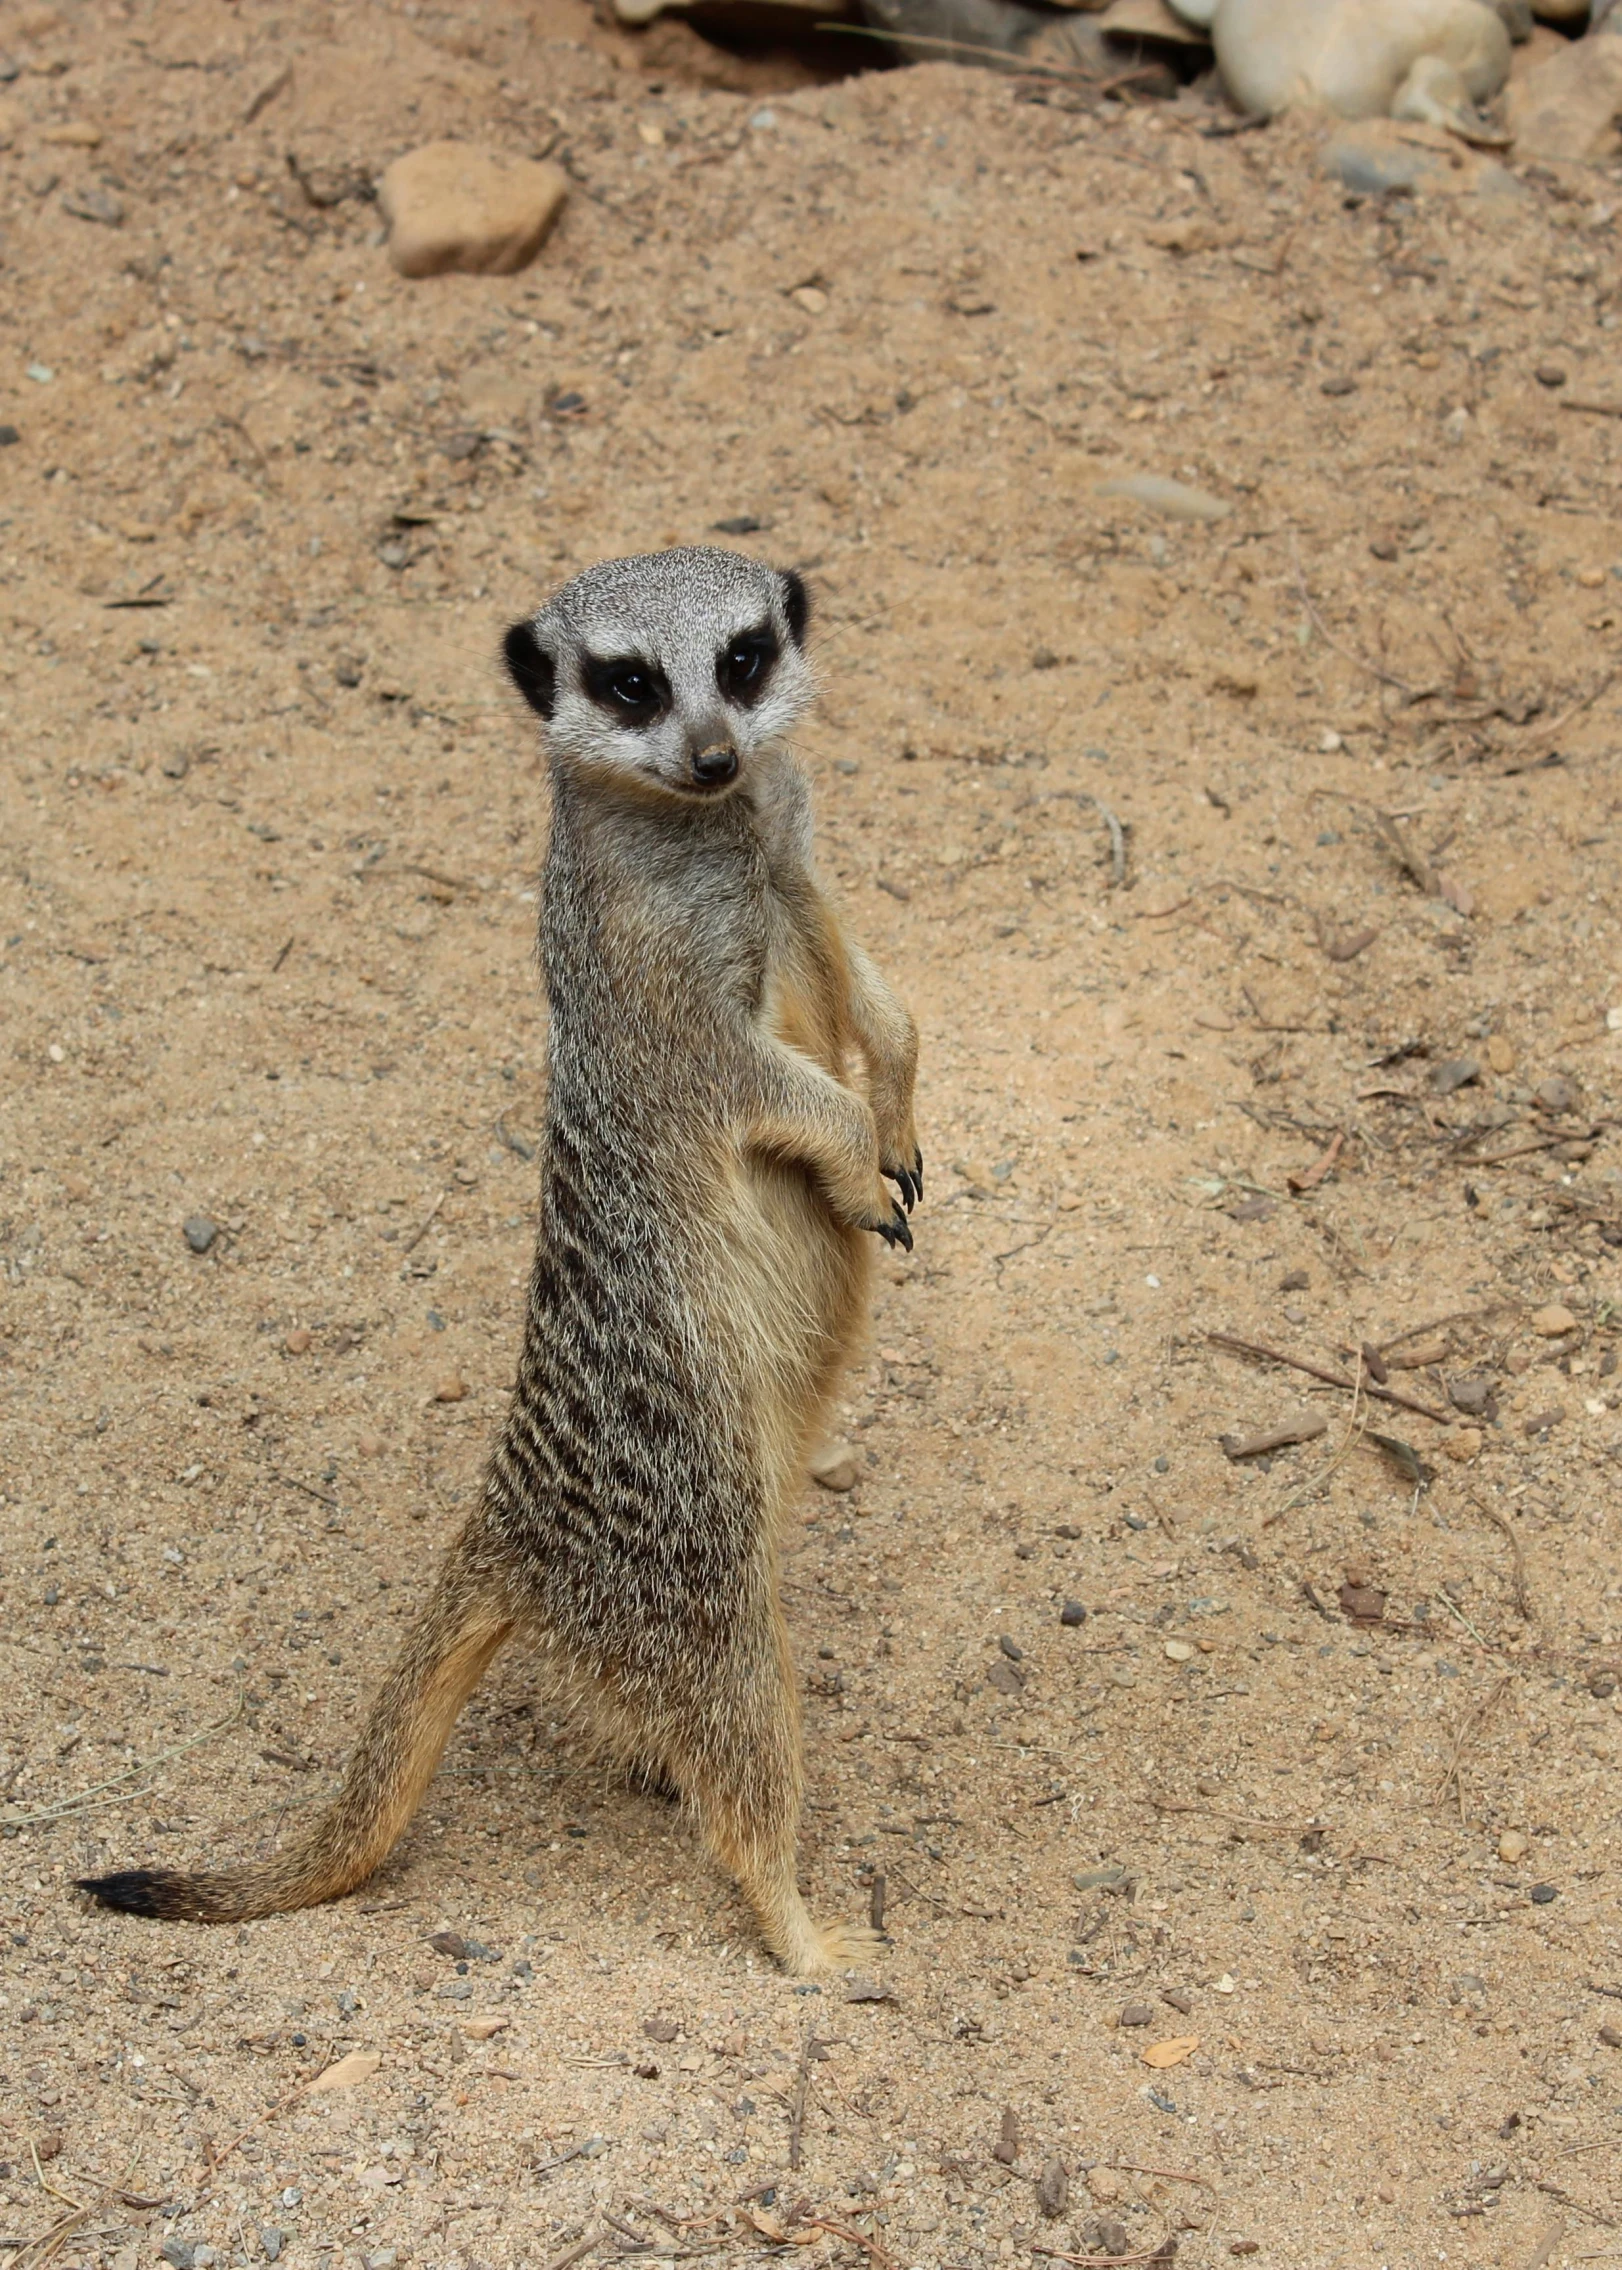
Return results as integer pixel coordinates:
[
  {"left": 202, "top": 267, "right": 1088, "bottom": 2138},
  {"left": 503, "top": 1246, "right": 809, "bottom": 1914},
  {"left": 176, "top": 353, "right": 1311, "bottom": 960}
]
[
  {"left": 789, "top": 1919, "right": 885, "bottom": 1977},
  {"left": 882, "top": 1147, "right": 924, "bottom": 1212},
  {"left": 863, "top": 1199, "right": 913, "bottom": 1253}
]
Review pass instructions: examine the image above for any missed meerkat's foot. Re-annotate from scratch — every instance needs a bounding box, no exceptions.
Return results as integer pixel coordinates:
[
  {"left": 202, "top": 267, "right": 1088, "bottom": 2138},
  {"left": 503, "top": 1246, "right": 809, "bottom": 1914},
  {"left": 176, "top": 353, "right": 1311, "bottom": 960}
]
[
  {"left": 1392, "top": 57, "right": 1511, "bottom": 145},
  {"left": 882, "top": 1148, "right": 924, "bottom": 1212},
  {"left": 781, "top": 1915, "right": 885, "bottom": 1978}
]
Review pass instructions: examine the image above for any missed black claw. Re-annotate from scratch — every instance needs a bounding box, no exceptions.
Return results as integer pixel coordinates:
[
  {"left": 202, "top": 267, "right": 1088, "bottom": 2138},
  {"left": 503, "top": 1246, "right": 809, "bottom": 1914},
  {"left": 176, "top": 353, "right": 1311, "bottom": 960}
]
[
  {"left": 889, "top": 1205, "right": 913, "bottom": 1253},
  {"left": 884, "top": 1164, "right": 917, "bottom": 1211},
  {"left": 914, "top": 1148, "right": 925, "bottom": 1197}
]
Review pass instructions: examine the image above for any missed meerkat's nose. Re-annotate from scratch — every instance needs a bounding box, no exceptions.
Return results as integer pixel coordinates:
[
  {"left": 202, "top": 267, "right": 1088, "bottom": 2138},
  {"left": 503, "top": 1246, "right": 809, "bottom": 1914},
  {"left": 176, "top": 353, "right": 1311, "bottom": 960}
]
[{"left": 691, "top": 743, "right": 739, "bottom": 788}]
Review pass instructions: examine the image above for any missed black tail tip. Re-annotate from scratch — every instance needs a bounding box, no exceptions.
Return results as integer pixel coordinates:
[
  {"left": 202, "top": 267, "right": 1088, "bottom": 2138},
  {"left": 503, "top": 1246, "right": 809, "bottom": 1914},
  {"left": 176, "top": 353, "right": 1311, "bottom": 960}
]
[{"left": 76, "top": 1869, "right": 189, "bottom": 1918}]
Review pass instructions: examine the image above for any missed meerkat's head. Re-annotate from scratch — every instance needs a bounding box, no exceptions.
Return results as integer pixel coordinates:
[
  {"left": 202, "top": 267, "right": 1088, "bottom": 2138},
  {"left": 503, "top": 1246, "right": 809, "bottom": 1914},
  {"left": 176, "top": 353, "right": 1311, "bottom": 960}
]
[{"left": 502, "top": 547, "right": 812, "bottom": 803}]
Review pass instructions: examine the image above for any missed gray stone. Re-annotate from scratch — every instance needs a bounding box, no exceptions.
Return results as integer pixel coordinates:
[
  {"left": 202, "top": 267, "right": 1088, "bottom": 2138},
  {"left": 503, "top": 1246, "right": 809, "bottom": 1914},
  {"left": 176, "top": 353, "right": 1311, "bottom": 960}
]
[
  {"left": 1323, "top": 133, "right": 1450, "bottom": 195},
  {"left": 61, "top": 184, "right": 123, "bottom": 226},
  {"left": 182, "top": 1215, "right": 217, "bottom": 1254}
]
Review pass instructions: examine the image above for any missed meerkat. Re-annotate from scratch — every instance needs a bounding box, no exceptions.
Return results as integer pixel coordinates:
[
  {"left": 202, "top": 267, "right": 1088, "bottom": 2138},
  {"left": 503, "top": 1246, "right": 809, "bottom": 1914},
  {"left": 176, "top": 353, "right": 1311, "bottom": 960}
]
[
  {"left": 80, "top": 547, "right": 921, "bottom": 1976},
  {"left": 1169, "top": 0, "right": 1515, "bottom": 137}
]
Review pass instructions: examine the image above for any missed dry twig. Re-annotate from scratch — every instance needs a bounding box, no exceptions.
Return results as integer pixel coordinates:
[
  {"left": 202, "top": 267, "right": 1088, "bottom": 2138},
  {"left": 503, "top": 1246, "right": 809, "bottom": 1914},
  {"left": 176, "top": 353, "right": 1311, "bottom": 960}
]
[
  {"left": 1206, "top": 1330, "right": 1451, "bottom": 1425},
  {"left": 1291, "top": 548, "right": 1429, "bottom": 701},
  {"left": 401, "top": 1190, "right": 446, "bottom": 1255},
  {"left": 4, "top": 1695, "right": 244, "bottom": 1833},
  {"left": 1434, "top": 1676, "right": 1510, "bottom": 1822},
  {"left": 1146, "top": 1792, "right": 1308, "bottom": 1837},
  {"left": 1472, "top": 1496, "right": 1530, "bottom": 1621},
  {"left": 787, "top": 2027, "right": 821, "bottom": 2173}
]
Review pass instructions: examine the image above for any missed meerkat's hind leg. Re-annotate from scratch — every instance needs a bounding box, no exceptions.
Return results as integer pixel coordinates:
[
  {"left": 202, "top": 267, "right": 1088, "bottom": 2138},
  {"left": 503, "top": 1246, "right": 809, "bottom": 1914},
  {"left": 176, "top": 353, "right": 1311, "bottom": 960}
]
[{"left": 673, "top": 1610, "right": 879, "bottom": 1976}]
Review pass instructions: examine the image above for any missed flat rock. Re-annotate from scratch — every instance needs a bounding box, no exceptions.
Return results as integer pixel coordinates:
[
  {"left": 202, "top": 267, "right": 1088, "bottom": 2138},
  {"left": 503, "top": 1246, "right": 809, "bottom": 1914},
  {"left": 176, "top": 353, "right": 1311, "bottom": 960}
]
[
  {"left": 1531, "top": 1303, "right": 1577, "bottom": 1336},
  {"left": 1096, "top": 471, "right": 1230, "bottom": 523},
  {"left": 380, "top": 142, "right": 568, "bottom": 279},
  {"left": 1099, "top": 0, "right": 1208, "bottom": 41},
  {"left": 1322, "top": 121, "right": 1531, "bottom": 201},
  {"left": 1509, "top": 32, "right": 1622, "bottom": 162}
]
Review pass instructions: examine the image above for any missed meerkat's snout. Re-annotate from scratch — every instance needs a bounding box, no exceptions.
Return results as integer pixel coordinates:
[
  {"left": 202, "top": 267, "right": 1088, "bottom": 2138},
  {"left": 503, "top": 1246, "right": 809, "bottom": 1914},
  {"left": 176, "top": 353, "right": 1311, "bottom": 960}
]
[{"left": 691, "top": 742, "right": 740, "bottom": 790}]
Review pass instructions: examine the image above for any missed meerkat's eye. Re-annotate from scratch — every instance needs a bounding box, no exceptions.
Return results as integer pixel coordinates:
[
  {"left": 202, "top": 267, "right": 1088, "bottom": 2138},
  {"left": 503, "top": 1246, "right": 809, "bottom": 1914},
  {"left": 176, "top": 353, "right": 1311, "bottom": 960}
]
[
  {"left": 582, "top": 653, "right": 670, "bottom": 725},
  {"left": 608, "top": 669, "right": 653, "bottom": 709},
  {"left": 717, "top": 626, "right": 778, "bottom": 708}
]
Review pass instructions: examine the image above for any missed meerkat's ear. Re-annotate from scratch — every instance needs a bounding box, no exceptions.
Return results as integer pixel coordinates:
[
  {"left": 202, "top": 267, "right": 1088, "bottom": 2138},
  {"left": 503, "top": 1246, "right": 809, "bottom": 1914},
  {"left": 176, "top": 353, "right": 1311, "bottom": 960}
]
[
  {"left": 778, "top": 568, "right": 810, "bottom": 651},
  {"left": 503, "top": 619, "right": 557, "bottom": 720}
]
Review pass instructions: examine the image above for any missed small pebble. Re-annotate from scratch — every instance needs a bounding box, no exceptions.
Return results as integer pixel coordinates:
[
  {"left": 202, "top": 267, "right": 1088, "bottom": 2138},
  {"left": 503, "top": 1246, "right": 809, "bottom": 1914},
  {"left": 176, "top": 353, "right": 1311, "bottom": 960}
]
[
  {"left": 1163, "top": 1638, "right": 1195, "bottom": 1663},
  {"left": 183, "top": 1214, "right": 218, "bottom": 1254},
  {"left": 1531, "top": 1305, "right": 1577, "bottom": 1338},
  {"left": 0, "top": 423, "right": 19, "bottom": 446},
  {"left": 284, "top": 1327, "right": 312, "bottom": 1355},
  {"left": 1529, "top": 1882, "right": 1558, "bottom": 1905},
  {"left": 434, "top": 1375, "right": 468, "bottom": 1403},
  {"left": 1600, "top": 2023, "right": 1622, "bottom": 2049},
  {"left": 1448, "top": 1374, "right": 1495, "bottom": 1417},
  {"left": 998, "top": 1634, "right": 1023, "bottom": 1661},
  {"left": 1118, "top": 2002, "right": 1153, "bottom": 2027},
  {"left": 1497, "top": 1829, "right": 1528, "bottom": 1864},
  {"left": 61, "top": 184, "right": 123, "bottom": 226},
  {"left": 1430, "top": 1057, "right": 1480, "bottom": 1095},
  {"left": 808, "top": 1438, "right": 860, "bottom": 1491},
  {"left": 1034, "top": 2157, "right": 1069, "bottom": 2219},
  {"left": 1320, "top": 374, "right": 1357, "bottom": 396},
  {"left": 1535, "top": 362, "right": 1568, "bottom": 388},
  {"left": 1060, "top": 1599, "right": 1088, "bottom": 1628},
  {"left": 1486, "top": 1034, "right": 1516, "bottom": 1074},
  {"left": 1162, "top": 1986, "right": 1193, "bottom": 2014},
  {"left": 1369, "top": 537, "right": 1398, "bottom": 561},
  {"left": 1535, "top": 1074, "right": 1578, "bottom": 1114}
]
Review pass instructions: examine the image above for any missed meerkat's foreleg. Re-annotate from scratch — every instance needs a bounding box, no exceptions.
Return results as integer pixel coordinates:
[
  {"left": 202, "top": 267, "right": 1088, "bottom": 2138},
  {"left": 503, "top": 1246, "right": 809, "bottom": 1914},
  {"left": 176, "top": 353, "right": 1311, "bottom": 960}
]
[
  {"left": 740, "top": 1038, "right": 913, "bottom": 1249},
  {"left": 668, "top": 1592, "right": 877, "bottom": 1975},
  {"left": 843, "top": 940, "right": 923, "bottom": 1210},
  {"left": 80, "top": 1529, "right": 515, "bottom": 1922},
  {"left": 1390, "top": 51, "right": 1509, "bottom": 140}
]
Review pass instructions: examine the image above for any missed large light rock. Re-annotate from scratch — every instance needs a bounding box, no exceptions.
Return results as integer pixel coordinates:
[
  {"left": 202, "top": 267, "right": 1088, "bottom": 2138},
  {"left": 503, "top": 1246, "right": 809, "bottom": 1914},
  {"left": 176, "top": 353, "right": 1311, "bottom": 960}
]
[
  {"left": 1509, "top": 28, "right": 1622, "bottom": 157},
  {"left": 379, "top": 141, "right": 568, "bottom": 279}
]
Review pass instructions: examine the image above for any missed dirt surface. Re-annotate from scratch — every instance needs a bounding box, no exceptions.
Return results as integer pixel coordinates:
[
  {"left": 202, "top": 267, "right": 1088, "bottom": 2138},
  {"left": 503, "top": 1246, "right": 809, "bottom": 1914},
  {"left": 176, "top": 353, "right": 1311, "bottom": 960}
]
[{"left": 5, "top": 4, "right": 1622, "bottom": 2268}]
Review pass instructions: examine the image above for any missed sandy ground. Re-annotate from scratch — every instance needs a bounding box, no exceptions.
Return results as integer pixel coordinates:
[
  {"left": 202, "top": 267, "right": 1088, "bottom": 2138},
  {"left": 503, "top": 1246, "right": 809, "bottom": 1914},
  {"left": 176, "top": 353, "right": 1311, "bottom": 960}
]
[{"left": 3, "top": 4, "right": 1622, "bottom": 2268}]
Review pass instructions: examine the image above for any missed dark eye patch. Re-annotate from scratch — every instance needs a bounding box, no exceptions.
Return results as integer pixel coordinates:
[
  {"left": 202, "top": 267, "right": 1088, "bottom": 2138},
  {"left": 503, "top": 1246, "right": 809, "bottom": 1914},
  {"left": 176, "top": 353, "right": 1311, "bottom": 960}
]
[
  {"left": 716, "top": 621, "right": 779, "bottom": 709},
  {"left": 503, "top": 620, "right": 556, "bottom": 719},
  {"left": 581, "top": 651, "right": 671, "bottom": 726}
]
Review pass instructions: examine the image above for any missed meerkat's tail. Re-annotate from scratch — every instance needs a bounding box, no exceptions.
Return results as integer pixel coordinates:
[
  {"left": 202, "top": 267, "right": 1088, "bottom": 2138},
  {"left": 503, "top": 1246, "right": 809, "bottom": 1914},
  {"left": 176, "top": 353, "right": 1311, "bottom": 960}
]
[{"left": 79, "top": 1534, "right": 515, "bottom": 1924}]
